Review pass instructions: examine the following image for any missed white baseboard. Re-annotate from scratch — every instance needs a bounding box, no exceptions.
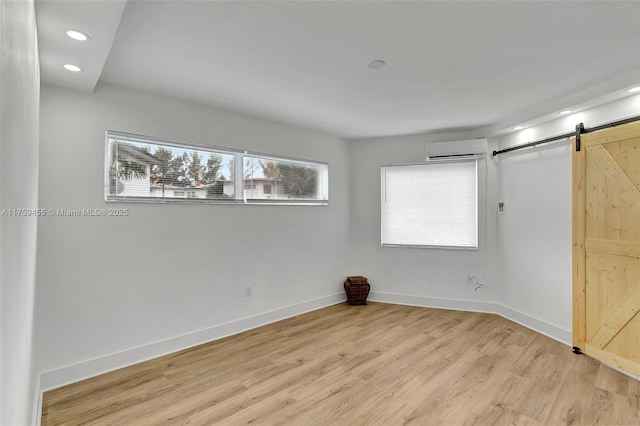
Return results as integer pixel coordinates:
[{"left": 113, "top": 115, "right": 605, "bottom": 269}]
[
  {"left": 39, "top": 293, "right": 345, "bottom": 392},
  {"left": 368, "top": 291, "right": 498, "bottom": 313},
  {"left": 495, "top": 304, "right": 571, "bottom": 346},
  {"left": 369, "top": 291, "right": 571, "bottom": 346}
]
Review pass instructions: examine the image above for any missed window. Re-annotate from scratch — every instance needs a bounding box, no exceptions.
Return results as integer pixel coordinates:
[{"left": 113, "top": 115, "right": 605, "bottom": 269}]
[
  {"left": 381, "top": 160, "right": 478, "bottom": 249},
  {"left": 242, "top": 154, "right": 328, "bottom": 202},
  {"left": 106, "top": 133, "right": 236, "bottom": 201},
  {"left": 105, "top": 131, "right": 328, "bottom": 205}
]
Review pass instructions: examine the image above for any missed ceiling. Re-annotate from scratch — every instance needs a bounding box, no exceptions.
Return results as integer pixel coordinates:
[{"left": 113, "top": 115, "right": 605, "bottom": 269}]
[{"left": 36, "top": 1, "right": 640, "bottom": 139}]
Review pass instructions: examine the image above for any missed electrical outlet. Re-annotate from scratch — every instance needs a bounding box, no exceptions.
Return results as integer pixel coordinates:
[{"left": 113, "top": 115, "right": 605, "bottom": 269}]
[{"left": 244, "top": 286, "right": 252, "bottom": 297}]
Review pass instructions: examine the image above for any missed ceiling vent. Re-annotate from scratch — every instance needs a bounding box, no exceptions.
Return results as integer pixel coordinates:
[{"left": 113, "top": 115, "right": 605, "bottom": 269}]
[{"left": 426, "top": 138, "right": 487, "bottom": 160}]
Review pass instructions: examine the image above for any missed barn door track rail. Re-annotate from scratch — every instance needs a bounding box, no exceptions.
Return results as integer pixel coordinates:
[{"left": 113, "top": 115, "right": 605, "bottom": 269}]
[{"left": 492, "top": 114, "right": 640, "bottom": 157}]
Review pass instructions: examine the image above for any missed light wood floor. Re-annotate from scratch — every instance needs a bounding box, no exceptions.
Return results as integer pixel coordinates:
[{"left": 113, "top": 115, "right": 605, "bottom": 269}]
[{"left": 42, "top": 302, "right": 640, "bottom": 425}]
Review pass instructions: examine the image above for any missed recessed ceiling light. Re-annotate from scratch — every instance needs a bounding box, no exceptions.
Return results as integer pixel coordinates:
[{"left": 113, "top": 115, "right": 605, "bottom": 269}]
[
  {"left": 513, "top": 126, "right": 524, "bottom": 130},
  {"left": 628, "top": 86, "right": 640, "bottom": 93},
  {"left": 368, "top": 60, "right": 386, "bottom": 70},
  {"left": 63, "top": 64, "right": 82, "bottom": 72},
  {"left": 65, "top": 29, "right": 90, "bottom": 41},
  {"left": 559, "top": 110, "right": 573, "bottom": 115}
]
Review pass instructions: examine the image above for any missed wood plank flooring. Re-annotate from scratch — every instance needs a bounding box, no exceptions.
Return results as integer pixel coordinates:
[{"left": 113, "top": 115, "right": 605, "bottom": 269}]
[{"left": 41, "top": 303, "right": 640, "bottom": 425}]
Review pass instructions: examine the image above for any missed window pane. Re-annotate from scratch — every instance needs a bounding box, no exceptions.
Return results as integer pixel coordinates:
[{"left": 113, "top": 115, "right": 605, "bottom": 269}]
[
  {"left": 243, "top": 155, "right": 328, "bottom": 202},
  {"left": 381, "top": 161, "right": 477, "bottom": 248},
  {"left": 106, "top": 135, "right": 236, "bottom": 200}
]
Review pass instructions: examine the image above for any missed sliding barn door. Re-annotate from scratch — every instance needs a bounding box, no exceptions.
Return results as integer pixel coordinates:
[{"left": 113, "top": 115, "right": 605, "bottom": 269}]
[{"left": 573, "top": 121, "right": 640, "bottom": 377}]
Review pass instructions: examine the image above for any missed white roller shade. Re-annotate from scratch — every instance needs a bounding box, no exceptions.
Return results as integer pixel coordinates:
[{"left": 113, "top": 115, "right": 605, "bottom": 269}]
[{"left": 381, "top": 160, "right": 478, "bottom": 249}]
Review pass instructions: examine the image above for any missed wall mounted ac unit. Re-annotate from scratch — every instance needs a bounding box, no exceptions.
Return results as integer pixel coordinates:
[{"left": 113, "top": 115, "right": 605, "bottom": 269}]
[{"left": 426, "top": 138, "right": 487, "bottom": 160}]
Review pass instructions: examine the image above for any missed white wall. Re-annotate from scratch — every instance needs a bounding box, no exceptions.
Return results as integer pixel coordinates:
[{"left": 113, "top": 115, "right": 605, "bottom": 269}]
[
  {"left": 494, "top": 142, "right": 572, "bottom": 339},
  {"left": 0, "top": 0, "right": 40, "bottom": 424},
  {"left": 494, "top": 92, "right": 640, "bottom": 344},
  {"left": 36, "top": 83, "right": 351, "bottom": 388},
  {"left": 347, "top": 132, "right": 501, "bottom": 310}
]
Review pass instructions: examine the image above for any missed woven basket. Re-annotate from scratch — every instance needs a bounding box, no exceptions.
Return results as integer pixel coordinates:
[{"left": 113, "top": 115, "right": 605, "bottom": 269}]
[{"left": 344, "top": 276, "right": 370, "bottom": 306}]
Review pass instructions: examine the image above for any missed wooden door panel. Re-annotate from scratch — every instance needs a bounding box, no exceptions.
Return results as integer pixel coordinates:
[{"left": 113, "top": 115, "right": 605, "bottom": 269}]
[
  {"left": 606, "top": 138, "right": 640, "bottom": 190},
  {"left": 585, "top": 252, "right": 640, "bottom": 338},
  {"left": 585, "top": 148, "right": 640, "bottom": 242},
  {"left": 583, "top": 126, "right": 640, "bottom": 147},
  {"left": 585, "top": 239, "right": 640, "bottom": 257},
  {"left": 587, "top": 283, "right": 640, "bottom": 350},
  {"left": 607, "top": 138, "right": 640, "bottom": 185},
  {"left": 574, "top": 120, "right": 640, "bottom": 378},
  {"left": 607, "top": 313, "right": 640, "bottom": 362},
  {"left": 587, "top": 145, "right": 640, "bottom": 215}
]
